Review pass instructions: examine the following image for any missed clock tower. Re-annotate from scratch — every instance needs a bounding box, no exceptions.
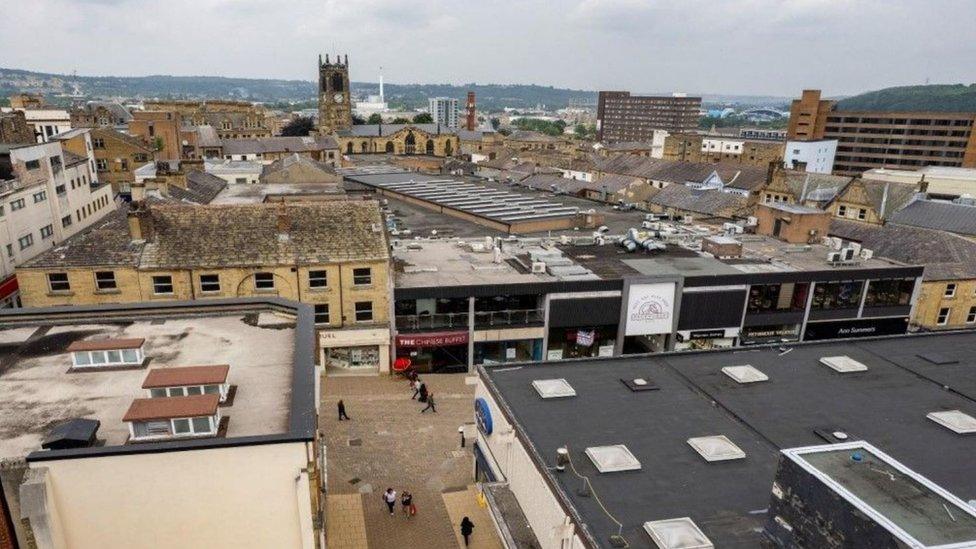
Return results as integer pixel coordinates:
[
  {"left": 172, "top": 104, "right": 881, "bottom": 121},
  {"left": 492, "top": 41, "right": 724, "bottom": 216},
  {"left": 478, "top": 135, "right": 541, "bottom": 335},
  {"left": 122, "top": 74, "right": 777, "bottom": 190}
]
[{"left": 318, "top": 53, "right": 352, "bottom": 134}]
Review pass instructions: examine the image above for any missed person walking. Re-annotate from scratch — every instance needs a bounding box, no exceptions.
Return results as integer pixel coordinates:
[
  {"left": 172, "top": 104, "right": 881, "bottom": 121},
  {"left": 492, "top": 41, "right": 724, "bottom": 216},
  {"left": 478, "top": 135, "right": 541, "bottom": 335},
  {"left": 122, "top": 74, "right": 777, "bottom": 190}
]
[
  {"left": 418, "top": 382, "right": 428, "bottom": 403},
  {"left": 383, "top": 488, "right": 397, "bottom": 515},
  {"left": 460, "top": 516, "right": 475, "bottom": 546},
  {"left": 401, "top": 491, "right": 415, "bottom": 518},
  {"left": 421, "top": 391, "right": 437, "bottom": 413},
  {"left": 411, "top": 378, "right": 422, "bottom": 400},
  {"left": 337, "top": 399, "right": 350, "bottom": 421}
]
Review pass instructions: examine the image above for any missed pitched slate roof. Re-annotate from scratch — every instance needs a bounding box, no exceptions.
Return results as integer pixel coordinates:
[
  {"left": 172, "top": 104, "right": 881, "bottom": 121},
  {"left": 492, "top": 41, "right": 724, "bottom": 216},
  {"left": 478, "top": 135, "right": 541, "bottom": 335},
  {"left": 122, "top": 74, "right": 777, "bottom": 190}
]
[
  {"left": 260, "top": 153, "right": 338, "bottom": 183},
  {"left": 888, "top": 200, "right": 976, "bottom": 237},
  {"left": 336, "top": 124, "right": 456, "bottom": 137},
  {"left": 221, "top": 135, "right": 338, "bottom": 156},
  {"left": 167, "top": 171, "right": 227, "bottom": 204},
  {"left": 92, "top": 127, "right": 153, "bottom": 152},
  {"left": 594, "top": 173, "right": 642, "bottom": 193},
  {"left": 596, "top": 156, "right": 767, "bottom": 191},
  {"left": 647, "top": 185, "right": 749, "bottom": 219},
  {"left": 519, "top": 173, "right": 590, "bottom": 194},
  {"left": 506, "top": 130, "right": 564, "bottom": 143},
  {"left": 22, "top": 208, "right": 145, "bottom": 268},
  {"left": 784, "top": 171, "right": 852, "bottom": 203},
  {"left": 847, "top": 178, "right": 920, "bottom": 219},
  {"left": 829, "top": 219, "right": 976, "bottom": 280}
]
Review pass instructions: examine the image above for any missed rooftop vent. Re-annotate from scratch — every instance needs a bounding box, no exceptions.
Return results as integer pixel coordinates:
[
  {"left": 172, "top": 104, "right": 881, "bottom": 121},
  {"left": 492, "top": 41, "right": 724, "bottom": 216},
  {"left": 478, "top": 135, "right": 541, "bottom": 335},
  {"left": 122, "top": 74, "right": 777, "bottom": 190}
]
[
  {"left": 532, "top": 378, "right": 576, "bottom": 399},
  {"left": 585, "top": 444, "right": 641, "bottom": 473},
  {"left": 643, "top": 517, "right": 714, "bottom": 549},
  {"left": 927, "top": 410, "right": 976, "bottom": 434},
  {"left": 917, "top": 352, "right": 959, "bottom": 365},
  {"left": 819, "top": 356, "right": 868, "bottom": 373},
  {"left": 687, "top": 435, "right": 746, "bottom": 462},
  {"left": 721, "top": 365, "right": 768, "bottom": 384}
]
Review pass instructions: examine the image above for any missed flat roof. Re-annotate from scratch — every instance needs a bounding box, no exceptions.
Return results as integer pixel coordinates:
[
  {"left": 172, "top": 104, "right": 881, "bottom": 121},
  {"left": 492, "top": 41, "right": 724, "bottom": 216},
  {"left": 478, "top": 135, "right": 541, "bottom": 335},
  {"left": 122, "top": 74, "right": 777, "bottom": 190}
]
[
  {"left": 0, "top": 299, "right": 314, "bottom": 461},
  {"left": 210, "top": 182, "right": 349, "bottom": 204},
  {"left": 480, "top": 330, "right": 976, "bottom": 548},
  {"left": 142, "top": 365, "right": 230, "bottom": 388},
  {"left": 123, "top": 394, "right": 220, "bottom": 422},
  {"left": 393, "top": 240, "right": 561, "bottom": 288}
]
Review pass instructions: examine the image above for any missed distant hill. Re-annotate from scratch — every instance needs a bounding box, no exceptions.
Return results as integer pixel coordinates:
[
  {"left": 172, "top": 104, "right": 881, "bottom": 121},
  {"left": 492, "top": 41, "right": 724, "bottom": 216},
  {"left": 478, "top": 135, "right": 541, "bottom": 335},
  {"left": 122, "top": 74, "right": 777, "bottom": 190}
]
[
  {"left": 834, "top": 84, "right": 976, "bottom": 113},
  {"left": 0, "top": 66, "right": 790, "bottom": 111}
]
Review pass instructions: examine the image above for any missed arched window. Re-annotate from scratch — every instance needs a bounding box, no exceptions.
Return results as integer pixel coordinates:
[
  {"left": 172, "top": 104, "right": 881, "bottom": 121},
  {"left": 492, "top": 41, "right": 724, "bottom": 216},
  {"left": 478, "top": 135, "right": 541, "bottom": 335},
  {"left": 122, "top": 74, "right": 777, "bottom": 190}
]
[
  {"left": 346, "top": 142, "right": 353, "bottom": 154},
  {"left": 385, "top": 141, "right": 394, "bottom": 154},
  {"left": 405, "top": 132, "right": 416, "bottom": 155},
  {"left": 444, "top": 139, "right": 453, "bottom": 157},
  {"left": 361, "top": 141, "right": 368, "bottom": 153},
  {"left": 330, "top": 73, "right": 344, "bottom": 93},
  {"left": 426, "top": 139, "right": 435, "bottom": 155}
]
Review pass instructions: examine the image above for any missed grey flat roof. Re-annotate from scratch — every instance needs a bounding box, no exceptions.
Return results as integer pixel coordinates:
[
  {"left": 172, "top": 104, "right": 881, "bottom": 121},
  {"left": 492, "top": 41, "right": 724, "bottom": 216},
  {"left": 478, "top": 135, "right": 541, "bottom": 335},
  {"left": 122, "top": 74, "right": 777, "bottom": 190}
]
[{"left": 481, "top": 330, "right": 976, "bottom": 548}]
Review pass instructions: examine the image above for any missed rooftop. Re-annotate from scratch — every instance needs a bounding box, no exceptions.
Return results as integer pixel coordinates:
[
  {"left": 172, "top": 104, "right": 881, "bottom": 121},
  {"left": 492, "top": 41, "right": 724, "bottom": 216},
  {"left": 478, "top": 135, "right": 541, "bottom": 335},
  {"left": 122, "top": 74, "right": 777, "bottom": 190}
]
[
  {"left": 0, "top": 305, "right": 303, "bottom": 460},
  {"left": 480, "top": 330, "right": 976, "bottom": 548},
  {"left": 888, "top": 199, "right": 976, "bottom": 237}
]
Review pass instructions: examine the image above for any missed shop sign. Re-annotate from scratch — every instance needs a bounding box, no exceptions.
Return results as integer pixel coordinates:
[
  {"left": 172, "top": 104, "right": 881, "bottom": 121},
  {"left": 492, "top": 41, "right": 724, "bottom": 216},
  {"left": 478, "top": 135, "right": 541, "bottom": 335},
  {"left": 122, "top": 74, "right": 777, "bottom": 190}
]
[
  {"left": 396, "top": 331, "right": 469, "bottom": 348},
  {"left": 475, "top": 398, "right": 493, "bottom": 435},
  {"left": 598, "top": 345, "right": 614, "bottom": 357},
  {"left": 505, "top": 347, "right": 517, "bottom": 359},
  {"left": 689, "top": 329, "right": 727, "bottom": 340},
  {"left": 803, "top": 317, "right": 908, "bottom": 342},
  {"left": 547, "top": 349, "right": 564, "bottom": 361},
  {"left": 741, "top": 324, "right": 801, "bottom": 344},
  {"left": 625, "top": 282, "right": 676, "bottom": 336}
]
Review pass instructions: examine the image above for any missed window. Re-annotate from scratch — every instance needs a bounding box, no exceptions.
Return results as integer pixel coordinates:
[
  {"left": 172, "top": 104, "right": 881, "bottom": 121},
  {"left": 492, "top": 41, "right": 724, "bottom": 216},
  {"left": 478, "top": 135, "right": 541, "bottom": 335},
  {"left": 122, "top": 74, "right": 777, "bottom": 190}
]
[
  {"left": 857, "top": 208, "right": 866, "bottom": 220},
  {"left": 152, "top": 275, "right": 174, "bottom": 295},
  {"left": 199, "top": 274, "right": 220, "bottom": 293},
  {"left": 353, "top": 267, "right": 372, "bottom": 286},
  {"left": 55, "top": 184, "right": 66, "bottom": 195},
  {"left": 95, "top": 271, "right": 117, "bottom": 291},
  {"left": 5, "top": 244, "right": 12, "bottom": 258},
  {"left": 254, "top": 272, "right": 275, "bottom": 290},
  {"left": 309, "top": 270, "right": 328, "bottom": 288},
  {"left": 938, "top": 307, "right": 951, "bottom": 326},
  {"left": 837, "top": 205, "right": 847, "bottom": 217},
  {"left": 967, "top": 306, "right": 976, "bottom": 324},
  {"left": 10, "top": 198, "right": 25, "bottom": 211},
  {"left": 92, "top": 138, "right": 104, "bottom": 149},
  {"left": 120, "top": 159, "right": 128, "bottom": 171},
  {"left": 810, "top": 281, "right": 864, "bottom": 310},
  {"left": 47, "top": 272, "right": 70, "bottom": 292},
  {"left": 96, "top": 159, "right": 107, "bottom": 171},
  {"left": 945, "top": 283, "right": 957, "bottom": 298},
  {"left": 39, "top": 224, "right": 53, "bottom": 239},
  {"left": 17, "top": 234, "right": 33, "bottom": 250},
  {"left": 314, "top": 304, "right": 330, "bottom": 325},
  {"left": 864, "top": 279, "right": 914, "bottom": 307},
  {"left": 25, "top": 159, "right": 40, "bottom": 170},
  {"left": 747, "top": 283, "right": 810, "bottom": 313},
  {"left": 355, "top": 301, "right": 373, "bottom": 322}
]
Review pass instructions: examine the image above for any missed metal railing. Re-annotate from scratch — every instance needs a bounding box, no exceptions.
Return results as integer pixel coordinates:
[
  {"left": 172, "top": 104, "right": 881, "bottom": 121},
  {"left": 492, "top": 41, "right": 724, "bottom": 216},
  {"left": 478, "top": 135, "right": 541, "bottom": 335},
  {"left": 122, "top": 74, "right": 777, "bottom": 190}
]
[
  {"left": 395, "top": 308, "right": 545, "bottom": 331},
  {"left": 473, "top": 308, "right": 544, "bottom": 328},
  {"left": 395, "top": 312, "right": 469, "bottom": 331}
]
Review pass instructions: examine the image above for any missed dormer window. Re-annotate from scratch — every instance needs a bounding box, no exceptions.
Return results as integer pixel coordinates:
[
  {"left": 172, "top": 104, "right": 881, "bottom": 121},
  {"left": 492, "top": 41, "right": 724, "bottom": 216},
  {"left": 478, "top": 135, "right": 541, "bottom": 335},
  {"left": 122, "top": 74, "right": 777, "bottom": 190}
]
[
  {"left": 67, "top": 338, "right": 145, "bottom": 368},
  {"left": 143, "top": 365, "right": 230, "bottom": 402},
  {"left": 123, "top": 394, "right": 221, "bottom": 441}
]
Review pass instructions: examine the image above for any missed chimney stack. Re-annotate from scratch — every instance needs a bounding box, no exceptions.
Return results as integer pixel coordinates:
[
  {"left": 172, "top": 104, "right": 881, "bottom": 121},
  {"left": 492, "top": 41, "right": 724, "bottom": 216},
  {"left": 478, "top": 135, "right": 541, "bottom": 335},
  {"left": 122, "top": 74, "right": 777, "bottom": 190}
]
[
  {"left": 466, "top": 91, "right": 476, "bottom": 131},
  {"left": 127, "top": 202, "right": 154, "bottom": 242}
]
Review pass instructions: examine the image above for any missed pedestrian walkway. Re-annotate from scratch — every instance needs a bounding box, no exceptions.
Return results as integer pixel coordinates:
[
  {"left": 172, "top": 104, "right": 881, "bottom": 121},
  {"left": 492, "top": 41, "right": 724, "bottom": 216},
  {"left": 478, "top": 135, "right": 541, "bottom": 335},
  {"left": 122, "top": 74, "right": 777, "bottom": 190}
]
[
  {"left": 322, "top": 374, "right": 504, "bottom": 549},
  {"left": 442, "top": 485, "right": 505, "bottom": 549},
  {"left": 326, "top": 494, "right": 369, "bottom": 549}
]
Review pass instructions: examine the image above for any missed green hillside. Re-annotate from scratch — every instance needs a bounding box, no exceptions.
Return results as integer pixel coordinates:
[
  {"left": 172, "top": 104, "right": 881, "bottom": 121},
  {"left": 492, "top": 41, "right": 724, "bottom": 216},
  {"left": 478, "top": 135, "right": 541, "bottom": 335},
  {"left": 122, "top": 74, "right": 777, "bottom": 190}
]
[{"left": 834, "top": 84, "right": 976, "bottom": 112}]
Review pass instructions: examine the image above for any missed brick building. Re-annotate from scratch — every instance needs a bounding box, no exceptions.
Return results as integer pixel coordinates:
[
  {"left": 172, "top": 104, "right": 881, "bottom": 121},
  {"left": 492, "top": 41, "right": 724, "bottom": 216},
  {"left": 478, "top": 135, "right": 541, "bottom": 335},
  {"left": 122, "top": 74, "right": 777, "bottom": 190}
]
[{"left": 596, "top": 91, "right": 701, "bottom": 142}]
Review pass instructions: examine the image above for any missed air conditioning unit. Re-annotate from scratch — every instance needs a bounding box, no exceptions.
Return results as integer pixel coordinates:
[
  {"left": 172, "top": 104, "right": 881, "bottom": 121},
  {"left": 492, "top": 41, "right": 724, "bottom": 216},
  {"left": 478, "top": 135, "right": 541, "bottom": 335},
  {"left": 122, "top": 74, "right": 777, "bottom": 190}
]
[
  {"left": 531, "top": 262, "right": 547, "bottom": 274},
  {"left": 827, "top": 251, "right": 842, "bottom": 263},
  {"left": 682, "top": 215, "right": 694, "bottom": 224},
  {"left": 849, "top": 242, "right": 862, "bottom": 255},
  {"left": 830, "top": 237, "right": 843, "bottom": 249},
  {"left": 745, "top": 216, "right": 758, "bottom": 226},
  {"left": 860, "top": 248, "right": 874, "bottom": 260},
  {"left": 722, "top": 223, "right": 744, "bottom": 234}
]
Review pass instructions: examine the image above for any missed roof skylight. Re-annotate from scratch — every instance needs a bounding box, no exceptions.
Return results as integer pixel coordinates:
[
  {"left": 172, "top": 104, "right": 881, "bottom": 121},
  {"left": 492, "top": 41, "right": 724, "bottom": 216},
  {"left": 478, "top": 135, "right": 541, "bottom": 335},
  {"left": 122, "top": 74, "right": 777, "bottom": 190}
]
[
  {"left": 643, "top": 517, "right": 715, "bottom": 549},
  {"left": 687, "top": 435, "right": 746, "bottom": 462},
  {"left": 819, "top": 355, "right": 868, "bottom": 373},
  {"left": 584, "top": 444, "right": 641, "bottom": 473},
  {"left": 927, "top": 410, "right": 976, "bottom": 434},
  {"left": 532, "top": 378, "right": 577, "bottom": 399},
  {"left": 721, "top": 365, "right": 768, "bottom": 384}
]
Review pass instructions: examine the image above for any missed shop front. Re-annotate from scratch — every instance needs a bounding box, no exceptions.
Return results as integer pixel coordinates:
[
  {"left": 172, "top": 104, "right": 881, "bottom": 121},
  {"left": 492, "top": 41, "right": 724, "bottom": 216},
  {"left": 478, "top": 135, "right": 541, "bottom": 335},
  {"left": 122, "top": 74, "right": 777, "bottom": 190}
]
[
  {"left": 545, "top": 325, "right": 617, "bottom": 360},
  {"left": 675, "top": 286, "right": 747, "bottom": 352},
  {"left": 740, "top": 324, "right": 802, "bottom": 345},
  {"left": 619, "top": 280, "right": 678, "bottom": 355},
  {"left": 546, "top": 293, "right": 621, "bottom": 361},
  {"left": 803, "top": 316, "right": 909, "bottom": 341},
  {"left": 395, "top": 331, "right": 469, "bottom": 373},
  {"left": 320, "top": 327, "right": 391, "bottom": 375},
  {"left": 473, "top": 327, "right": 545, "bottom": 365}
]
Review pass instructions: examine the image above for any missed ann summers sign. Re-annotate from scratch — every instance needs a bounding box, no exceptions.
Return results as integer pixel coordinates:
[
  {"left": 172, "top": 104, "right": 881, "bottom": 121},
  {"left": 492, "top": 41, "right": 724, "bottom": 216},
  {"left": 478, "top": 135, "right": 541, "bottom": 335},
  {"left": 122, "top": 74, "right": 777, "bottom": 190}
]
[{"left": 624, "top": 282, "right": 677, "bottom": 336}]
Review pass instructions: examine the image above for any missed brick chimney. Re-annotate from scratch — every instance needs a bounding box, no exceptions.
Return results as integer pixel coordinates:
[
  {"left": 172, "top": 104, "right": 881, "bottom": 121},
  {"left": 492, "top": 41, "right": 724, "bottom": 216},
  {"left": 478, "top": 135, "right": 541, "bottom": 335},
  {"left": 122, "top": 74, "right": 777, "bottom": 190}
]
[
  {"left": 466, "top": 91, "right": 476, "bottom": 131},
  {"left": 127, "top": 202, "right": 154, "bottom": 242}
]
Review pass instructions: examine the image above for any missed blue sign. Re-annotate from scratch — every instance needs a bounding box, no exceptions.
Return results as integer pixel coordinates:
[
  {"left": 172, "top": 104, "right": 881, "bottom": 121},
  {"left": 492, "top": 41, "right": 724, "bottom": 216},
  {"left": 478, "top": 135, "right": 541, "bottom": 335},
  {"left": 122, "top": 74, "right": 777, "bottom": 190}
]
[{"left": 475, "top": 398, "right": 493, "bottom": 435}]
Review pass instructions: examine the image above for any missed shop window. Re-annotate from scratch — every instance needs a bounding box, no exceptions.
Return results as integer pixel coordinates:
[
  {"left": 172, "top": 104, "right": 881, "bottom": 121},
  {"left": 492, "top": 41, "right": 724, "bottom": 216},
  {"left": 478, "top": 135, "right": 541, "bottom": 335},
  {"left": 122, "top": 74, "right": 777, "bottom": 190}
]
[
  {"left": 810, "top": 281, "right": 863, "bottom": 310},
  {"left": 199, "top": 274, "right": 220, "bottom": 293},
  {"left": 747, "top": 283, "right": 809, "bottom": 313},
  {"left": 937, "top": 307, "right": 951, "bottom": 326},
  {"left": 314, "top": 304, "right": 330, "bottom": 325},
  {"left": 353, "top": 267, "right": 372, "bottom": 286},
  {"left": 48, "top": 272, "right": 70, "bottom": 292},
  {"left": 864, "top": 279, "right": 913, "bottom": 307},
  {"left": 355, "top": 301, "right": 373, "bottom": 322},
  {"left": 254, "top": 272, "right": 275, "bottom": 290},
  {"left": 95, "top": 271, "right": 117, "bottom": 291},
  {"left": 944, "top": 283, "right": 957, "bottom": 298},
  {"left": 309, "top": 270, "right": 328, "bottom": 288},
  {"left": 152, "top": 275, "right": 174, "bottom": 295}
]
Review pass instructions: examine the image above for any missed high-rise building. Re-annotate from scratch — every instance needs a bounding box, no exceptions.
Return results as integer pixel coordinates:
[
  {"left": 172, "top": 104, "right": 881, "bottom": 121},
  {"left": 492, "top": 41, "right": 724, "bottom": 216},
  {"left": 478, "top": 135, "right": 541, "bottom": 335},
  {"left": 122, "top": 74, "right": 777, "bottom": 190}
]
[
  {"left": 317, "top": 54, "right": 353, "bottom": 134},
  {"left": 787, "top": 89, "right": 976, "bottom": 176},
  {"left": 596, "top": 91, "right": 701, "bottom": 142},
  {"left": 428, "top": 97, "right": 459, "bottom": 129}
]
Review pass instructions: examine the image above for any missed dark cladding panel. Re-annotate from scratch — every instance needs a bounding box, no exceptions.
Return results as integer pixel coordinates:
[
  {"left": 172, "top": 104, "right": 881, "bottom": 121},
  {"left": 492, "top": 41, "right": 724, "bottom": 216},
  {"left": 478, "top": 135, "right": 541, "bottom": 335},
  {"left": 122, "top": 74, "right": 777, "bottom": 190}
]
[
  {"left": 678, "top": 290, "right": 746, "bottom": 331},
  {"left": 548, "top": 297, "right": 620, "bottom": 328}
]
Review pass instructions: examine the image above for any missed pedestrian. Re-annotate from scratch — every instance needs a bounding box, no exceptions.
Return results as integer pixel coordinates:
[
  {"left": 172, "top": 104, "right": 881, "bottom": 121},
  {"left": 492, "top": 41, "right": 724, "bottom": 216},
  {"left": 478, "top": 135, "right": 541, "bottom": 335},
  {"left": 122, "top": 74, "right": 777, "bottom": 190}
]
[
  {"left": 418, "top": 382, "right": 429, "bottom": 403},
  {"left": 411, "top": 378, "right": 422, "bottom": 400},
  {"left": 401, "top": 491, "right": 415, "bottom": 518},
  {"left": 383, "top": 488, "right": 397, "bottom": 516},
  {"left": 338, "top": 399, "right": 350, "bottom": 421},
  {"left": 421, "top": 391, "right": 437, "bottom": 413},
  {"left": 460, "top": 516, "right": 475, "bottom": 546}
]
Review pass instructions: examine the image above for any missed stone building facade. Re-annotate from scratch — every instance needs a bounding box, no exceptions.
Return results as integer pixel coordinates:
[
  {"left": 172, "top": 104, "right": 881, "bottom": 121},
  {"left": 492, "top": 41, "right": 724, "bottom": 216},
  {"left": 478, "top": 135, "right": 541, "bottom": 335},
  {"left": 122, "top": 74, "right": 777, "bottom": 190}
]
[
  {"left": 663, "top": 133, "right": 785, "bottom": 167},
  {"left": 143, "top": 100, "right": 273, "bottom": 139},
  {"left": 336, "top": 124, "right": 459, "bottom": 157},
  {"left": 0, "top": 111, "right": 35, "bottom": 144},
  {"left": 68, "top": 127, "right": 154, "bottom": 195}
]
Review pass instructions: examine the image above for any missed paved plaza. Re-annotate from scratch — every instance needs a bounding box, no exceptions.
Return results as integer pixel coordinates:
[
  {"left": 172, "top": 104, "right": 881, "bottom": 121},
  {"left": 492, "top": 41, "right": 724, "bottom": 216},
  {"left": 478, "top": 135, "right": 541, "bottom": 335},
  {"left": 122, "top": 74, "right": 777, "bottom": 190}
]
[{"left": 322, "top": 373, "right": 501, "bottom": 549}]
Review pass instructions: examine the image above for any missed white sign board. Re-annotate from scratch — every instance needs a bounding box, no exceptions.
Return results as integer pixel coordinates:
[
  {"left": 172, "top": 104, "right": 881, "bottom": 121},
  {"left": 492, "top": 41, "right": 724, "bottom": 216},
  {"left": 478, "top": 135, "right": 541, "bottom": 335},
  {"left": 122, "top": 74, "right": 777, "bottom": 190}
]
[{"left": 624, "top": 282, "right": 676, "bottom": 336}]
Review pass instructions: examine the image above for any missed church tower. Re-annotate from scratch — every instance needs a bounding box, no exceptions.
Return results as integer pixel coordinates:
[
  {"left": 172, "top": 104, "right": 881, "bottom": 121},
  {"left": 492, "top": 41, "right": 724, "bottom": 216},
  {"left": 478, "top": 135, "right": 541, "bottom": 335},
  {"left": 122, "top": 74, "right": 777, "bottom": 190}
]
[{"left": 318, "top": 54, "right": 352, "bottom": 134}]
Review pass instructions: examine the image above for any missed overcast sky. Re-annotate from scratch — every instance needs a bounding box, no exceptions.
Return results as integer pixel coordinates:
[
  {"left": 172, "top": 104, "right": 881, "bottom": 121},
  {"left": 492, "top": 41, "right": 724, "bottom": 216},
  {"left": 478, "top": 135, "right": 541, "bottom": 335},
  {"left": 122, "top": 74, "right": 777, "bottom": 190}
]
[{"left": 1, "top": 0, "right": 973, "bottom": 97}]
